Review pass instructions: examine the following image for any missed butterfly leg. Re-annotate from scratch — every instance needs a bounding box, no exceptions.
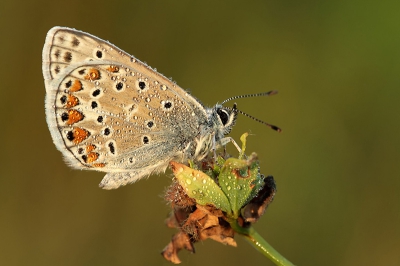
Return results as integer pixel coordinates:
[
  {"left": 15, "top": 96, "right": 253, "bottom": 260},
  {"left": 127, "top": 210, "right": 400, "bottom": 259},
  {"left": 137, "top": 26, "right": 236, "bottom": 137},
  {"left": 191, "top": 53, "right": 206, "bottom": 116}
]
[
  {"left": 211, "top": 136, "right": 244, "bottom": 166},
  {"left": 220, "top": 137, "right": 242, "bottom": 152}
]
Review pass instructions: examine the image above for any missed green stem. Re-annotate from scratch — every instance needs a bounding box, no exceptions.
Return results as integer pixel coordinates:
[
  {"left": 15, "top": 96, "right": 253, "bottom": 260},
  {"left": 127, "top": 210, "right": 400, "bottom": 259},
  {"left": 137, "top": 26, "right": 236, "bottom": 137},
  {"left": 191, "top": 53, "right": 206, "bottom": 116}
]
[{"left": 230, "top": 220, "right": 295, "bottom": 266}]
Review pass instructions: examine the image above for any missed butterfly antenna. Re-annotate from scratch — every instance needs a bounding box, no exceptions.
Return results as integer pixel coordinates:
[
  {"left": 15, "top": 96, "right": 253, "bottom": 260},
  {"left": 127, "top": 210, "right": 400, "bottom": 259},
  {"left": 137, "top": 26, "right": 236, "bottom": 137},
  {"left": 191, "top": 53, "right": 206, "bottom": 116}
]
[
  {"left": 225, "top": 102, "right": 282, "bottom": 132},
  {"left": 238, "top": 107, "right": 281, "bottom": 132},
  {"left": 221, "top": 90, "right": 278, "bottom": 105}
]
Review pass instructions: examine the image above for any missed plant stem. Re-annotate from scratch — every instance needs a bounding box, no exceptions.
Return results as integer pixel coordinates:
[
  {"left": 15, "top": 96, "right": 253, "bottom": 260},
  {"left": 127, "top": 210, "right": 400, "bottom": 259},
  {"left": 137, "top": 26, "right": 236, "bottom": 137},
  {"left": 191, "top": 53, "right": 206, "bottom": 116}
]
[{"left": 230, "top": 220, "right": 295, "bottom": 266}]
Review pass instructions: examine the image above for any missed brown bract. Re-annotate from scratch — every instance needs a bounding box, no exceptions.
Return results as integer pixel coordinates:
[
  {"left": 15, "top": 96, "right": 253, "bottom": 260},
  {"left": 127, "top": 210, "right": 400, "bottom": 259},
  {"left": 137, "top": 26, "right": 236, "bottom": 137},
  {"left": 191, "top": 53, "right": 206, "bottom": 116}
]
[{"left": 162, "top": 203, "right": 236, "bottom": 264}]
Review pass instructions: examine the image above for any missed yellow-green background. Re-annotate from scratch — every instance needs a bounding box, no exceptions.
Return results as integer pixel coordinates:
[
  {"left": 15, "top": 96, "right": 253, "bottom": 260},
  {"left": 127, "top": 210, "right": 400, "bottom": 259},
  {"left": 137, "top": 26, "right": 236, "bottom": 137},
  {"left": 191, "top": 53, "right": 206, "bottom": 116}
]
[{"left": 1, "top": 1, "right": 399, "bottom": 265}]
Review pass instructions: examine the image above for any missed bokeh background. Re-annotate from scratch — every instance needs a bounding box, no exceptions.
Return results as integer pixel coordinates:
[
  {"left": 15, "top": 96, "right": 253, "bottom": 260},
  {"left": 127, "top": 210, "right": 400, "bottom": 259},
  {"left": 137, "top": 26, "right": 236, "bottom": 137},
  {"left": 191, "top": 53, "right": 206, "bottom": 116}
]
[{"left": 1, "top": 1, "right": 399, "bottom": 265}]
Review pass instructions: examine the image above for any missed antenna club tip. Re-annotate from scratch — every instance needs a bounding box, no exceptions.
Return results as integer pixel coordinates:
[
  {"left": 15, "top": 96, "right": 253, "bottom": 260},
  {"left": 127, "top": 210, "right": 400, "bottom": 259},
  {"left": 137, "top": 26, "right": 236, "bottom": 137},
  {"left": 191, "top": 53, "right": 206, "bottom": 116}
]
[{"left": 271, "top": 125, "right": 282, "bottom": 132}]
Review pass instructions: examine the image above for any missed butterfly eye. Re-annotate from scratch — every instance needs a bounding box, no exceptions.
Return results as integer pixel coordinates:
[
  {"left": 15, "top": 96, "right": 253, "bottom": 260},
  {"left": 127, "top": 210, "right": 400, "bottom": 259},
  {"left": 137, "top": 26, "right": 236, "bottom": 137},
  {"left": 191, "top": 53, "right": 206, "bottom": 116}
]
[{"left": 217, "top": 108, "right": 229, "bottom": 125}]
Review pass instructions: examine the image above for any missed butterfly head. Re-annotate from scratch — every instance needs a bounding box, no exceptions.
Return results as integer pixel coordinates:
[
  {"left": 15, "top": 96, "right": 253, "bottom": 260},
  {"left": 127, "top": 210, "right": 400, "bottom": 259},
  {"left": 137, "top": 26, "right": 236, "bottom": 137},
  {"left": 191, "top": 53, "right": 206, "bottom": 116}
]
[{"left": 209, "top": 103, "right": 238, "bottom": 140}]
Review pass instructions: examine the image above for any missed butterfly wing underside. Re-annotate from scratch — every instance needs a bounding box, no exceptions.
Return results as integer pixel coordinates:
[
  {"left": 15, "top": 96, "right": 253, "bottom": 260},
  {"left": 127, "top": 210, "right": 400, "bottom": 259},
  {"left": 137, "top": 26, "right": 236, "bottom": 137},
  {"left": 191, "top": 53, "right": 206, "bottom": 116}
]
[{"left": 43, "top": 27, "right": 208, "bottom": 189}]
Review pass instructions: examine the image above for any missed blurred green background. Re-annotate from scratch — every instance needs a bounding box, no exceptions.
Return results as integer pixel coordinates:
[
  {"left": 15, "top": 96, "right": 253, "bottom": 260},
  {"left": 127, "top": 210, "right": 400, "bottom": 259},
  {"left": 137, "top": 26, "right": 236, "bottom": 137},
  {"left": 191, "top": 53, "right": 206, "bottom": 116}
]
[{"left": 1, "top": 1, "right": 399, "bottom": 265}]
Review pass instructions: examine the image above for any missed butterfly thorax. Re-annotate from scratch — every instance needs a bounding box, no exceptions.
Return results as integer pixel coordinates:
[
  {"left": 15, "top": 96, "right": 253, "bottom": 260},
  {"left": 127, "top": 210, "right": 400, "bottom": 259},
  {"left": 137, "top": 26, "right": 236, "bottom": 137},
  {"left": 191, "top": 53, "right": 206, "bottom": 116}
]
[{"left": 191, "top": 105, "right": 238, "bottom": 161}]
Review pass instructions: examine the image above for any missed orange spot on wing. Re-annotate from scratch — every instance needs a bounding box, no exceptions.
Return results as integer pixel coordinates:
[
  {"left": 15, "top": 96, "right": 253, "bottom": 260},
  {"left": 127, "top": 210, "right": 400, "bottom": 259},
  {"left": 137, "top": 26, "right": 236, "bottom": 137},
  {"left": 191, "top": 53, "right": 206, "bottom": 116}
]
[
  {"left": 93, "top": 163, "right": 106, "bottom": 168},
  {"left": 107, "top": 65, "right": 119, "bottom": 73},
  {"left": 72, "top": 127, "right": 90, "bottom": 144},
  {"left": 66, "top": 110, "right": 84, "bottom": 125},
  {"left": 69, "top": 80, "right": 83, "bottom": 92},
  {"left": 86, "top": 144, "right": 96, "bottom": 153},
  {"left": 65, "top": 95, "right": 79, "bottom": 108},
  {"left": 85, "top": 68, "right": 101, "bottom": 80},
  {"left": 86, "top": 152, "right": 99, "bottom": 163}
]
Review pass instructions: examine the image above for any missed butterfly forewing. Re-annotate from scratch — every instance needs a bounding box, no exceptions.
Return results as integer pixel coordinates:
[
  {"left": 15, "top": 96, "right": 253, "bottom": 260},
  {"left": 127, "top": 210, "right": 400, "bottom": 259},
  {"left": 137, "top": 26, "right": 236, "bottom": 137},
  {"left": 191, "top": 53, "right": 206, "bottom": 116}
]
[{"left": 43, "top": 27, "right": 208, "bottom": 177}]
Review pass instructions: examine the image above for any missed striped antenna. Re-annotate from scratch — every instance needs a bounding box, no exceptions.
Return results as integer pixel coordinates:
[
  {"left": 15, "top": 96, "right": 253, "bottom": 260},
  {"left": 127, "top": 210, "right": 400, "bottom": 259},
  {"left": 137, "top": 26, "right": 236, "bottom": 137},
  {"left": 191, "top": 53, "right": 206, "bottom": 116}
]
[
  {"left": 221, "top": 90, "right": 278, "bottom": 105},
  {"left": 223, "top": 91, "right": 281, "bottom": 132}
]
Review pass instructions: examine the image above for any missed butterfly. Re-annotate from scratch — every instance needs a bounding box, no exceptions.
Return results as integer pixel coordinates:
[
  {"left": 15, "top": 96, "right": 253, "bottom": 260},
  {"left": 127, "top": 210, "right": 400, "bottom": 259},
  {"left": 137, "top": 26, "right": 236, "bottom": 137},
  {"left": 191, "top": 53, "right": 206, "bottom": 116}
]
[{"left": 42, "top": 27, "right": 279, "bottom": 190}]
